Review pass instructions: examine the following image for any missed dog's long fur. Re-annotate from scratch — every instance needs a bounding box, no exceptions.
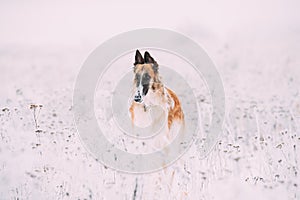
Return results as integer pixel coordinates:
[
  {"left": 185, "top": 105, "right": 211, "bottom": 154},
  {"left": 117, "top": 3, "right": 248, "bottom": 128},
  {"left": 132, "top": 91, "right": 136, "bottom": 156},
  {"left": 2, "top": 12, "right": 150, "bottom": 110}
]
[{"left": 129, "top": 50, "right": 184, "bottom": 137}]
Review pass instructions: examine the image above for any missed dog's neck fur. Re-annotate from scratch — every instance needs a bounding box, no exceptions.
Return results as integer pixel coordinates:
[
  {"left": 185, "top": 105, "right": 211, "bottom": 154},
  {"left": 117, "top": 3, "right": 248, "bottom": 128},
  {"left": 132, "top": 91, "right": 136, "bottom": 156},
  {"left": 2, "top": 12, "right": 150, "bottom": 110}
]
[
  {"left": 142, "top": 77, "right": 174, "bottom": 112},
  {"left": 151, "top": 74, "right": 162, "bottom": 91}
]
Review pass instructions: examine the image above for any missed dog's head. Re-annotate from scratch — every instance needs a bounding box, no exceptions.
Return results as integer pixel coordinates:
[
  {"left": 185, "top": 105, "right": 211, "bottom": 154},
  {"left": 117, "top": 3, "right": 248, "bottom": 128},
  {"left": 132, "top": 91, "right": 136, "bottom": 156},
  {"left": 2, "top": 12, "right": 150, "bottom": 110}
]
[{"left": 132, "top": 50, "right": 159, "bottom": 103}]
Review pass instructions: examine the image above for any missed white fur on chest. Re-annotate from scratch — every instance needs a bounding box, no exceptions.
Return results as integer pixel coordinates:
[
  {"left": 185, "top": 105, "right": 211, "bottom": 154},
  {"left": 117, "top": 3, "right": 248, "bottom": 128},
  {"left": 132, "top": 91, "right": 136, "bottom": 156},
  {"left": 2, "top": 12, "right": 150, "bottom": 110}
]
[
  {"left": 143, "top": 88, "right": 174, "bottom": 110},
  {"left": 131, "top": 103, "right": 152, "bottom": 128}
]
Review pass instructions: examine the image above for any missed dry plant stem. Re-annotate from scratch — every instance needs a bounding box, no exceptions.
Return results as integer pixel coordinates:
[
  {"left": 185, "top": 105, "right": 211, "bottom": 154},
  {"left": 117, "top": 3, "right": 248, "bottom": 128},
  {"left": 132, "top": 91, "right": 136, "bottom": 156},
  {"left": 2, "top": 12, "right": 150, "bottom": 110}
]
[{"left": 30, "top": 104, "right": 43, "bottom": 143}]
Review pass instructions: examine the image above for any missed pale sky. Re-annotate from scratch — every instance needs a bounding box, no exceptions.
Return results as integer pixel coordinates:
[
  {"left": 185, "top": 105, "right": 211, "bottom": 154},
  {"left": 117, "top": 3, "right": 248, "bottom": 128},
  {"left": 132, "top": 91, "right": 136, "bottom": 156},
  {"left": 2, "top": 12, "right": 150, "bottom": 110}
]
[{"left": 0, "top": 0, "right": 299, "bottom": 46}]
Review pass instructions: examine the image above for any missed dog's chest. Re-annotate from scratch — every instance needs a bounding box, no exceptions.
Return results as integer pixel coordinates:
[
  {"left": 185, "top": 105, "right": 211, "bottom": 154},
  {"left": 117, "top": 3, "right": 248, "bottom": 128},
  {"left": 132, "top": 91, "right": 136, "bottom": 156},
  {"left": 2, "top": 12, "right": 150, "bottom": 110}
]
[
  {"left": 143, "top": 89, "right": 170, "bottom": 108},
  {"left": 131, "top": 103, "right": 167, "bottom": 130},
  {"left": 131, "top": 91, "right": 168, "bottom": 128},
  {"left": 132, "top": 104, "right": 152, "bottom": 128}
]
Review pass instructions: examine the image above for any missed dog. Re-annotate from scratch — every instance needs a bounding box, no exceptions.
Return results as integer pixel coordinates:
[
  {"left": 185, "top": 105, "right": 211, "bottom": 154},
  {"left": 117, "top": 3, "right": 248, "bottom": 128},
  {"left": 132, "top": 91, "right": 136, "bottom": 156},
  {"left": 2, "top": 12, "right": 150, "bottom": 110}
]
[
  {"left": 128, "top": 50, "right": 188, "bottom": 199},
  {"left": 129, "top": 50, "right": 184, "bottom": 139}
]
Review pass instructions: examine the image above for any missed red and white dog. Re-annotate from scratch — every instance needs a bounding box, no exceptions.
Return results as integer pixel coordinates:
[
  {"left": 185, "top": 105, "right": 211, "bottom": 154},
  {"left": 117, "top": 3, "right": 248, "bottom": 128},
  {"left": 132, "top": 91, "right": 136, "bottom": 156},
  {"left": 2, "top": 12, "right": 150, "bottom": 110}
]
[
  {"left": 128, "top": 50, "right": 187, "bottom": 198},
  {"left": 129, "top": 50, "right": 184, "bottom": 139}
]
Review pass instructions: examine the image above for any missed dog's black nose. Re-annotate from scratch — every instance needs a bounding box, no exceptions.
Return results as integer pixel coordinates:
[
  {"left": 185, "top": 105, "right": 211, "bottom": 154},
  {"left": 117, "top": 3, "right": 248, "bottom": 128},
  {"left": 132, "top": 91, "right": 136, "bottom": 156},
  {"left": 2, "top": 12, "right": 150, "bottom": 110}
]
[{"left": 134, "top": 95, "right": 142, "bottom": 103}]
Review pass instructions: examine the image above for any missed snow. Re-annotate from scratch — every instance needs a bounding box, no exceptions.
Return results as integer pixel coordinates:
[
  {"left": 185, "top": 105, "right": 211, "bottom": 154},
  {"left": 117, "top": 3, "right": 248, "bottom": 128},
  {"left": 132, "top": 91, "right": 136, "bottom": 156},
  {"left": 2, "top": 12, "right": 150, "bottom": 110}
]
[{"left": 0, "top": 0, "right": 300, "bottom": 199}]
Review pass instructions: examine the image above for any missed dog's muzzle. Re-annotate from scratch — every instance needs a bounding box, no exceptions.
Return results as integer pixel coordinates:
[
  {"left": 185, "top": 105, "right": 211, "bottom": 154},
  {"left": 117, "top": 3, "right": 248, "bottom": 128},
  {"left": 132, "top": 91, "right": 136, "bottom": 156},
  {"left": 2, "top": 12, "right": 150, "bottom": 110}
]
[{"left": 134, "top": 91, "right": 142, "bottom": 103}]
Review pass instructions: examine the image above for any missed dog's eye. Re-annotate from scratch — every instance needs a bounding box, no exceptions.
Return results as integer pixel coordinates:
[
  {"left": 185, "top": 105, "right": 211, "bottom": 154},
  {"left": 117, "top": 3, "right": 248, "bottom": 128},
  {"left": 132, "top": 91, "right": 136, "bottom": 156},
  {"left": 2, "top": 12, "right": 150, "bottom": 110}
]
[
  {"left": 135, "top": 74, "right": 140, "bottom": 81},
  {"left": 143, "top": 74, "right": 150, "bottom": 80}
]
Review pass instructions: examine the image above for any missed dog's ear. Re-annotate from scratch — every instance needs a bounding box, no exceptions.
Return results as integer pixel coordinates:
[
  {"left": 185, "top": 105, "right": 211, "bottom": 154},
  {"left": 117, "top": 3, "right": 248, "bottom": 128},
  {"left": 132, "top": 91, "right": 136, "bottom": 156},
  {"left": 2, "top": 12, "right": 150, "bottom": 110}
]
[
  {"left": 134, "top": 50, "right": 144, "bottom": 65},
  {"left": 144, "top": 51, "right": 155, "bottom": 64},
  {"left": 144, "top": 51, "right": 158, "bottom": 73}
]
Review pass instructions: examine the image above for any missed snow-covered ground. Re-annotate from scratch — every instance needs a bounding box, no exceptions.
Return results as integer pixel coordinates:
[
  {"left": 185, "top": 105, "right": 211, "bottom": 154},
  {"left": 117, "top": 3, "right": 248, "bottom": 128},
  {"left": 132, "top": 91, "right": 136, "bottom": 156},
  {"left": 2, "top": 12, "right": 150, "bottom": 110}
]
[{"left": 0, "top": 0, "right": 300, "bottom": 199}]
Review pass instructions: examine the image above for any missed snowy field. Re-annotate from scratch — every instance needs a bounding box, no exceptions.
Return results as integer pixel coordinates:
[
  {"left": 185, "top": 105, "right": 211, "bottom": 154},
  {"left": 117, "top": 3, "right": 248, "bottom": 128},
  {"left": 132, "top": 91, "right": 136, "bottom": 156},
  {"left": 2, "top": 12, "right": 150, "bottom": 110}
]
[{"left": 0, "top": 0, "right": 300, "bottom": 199}]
